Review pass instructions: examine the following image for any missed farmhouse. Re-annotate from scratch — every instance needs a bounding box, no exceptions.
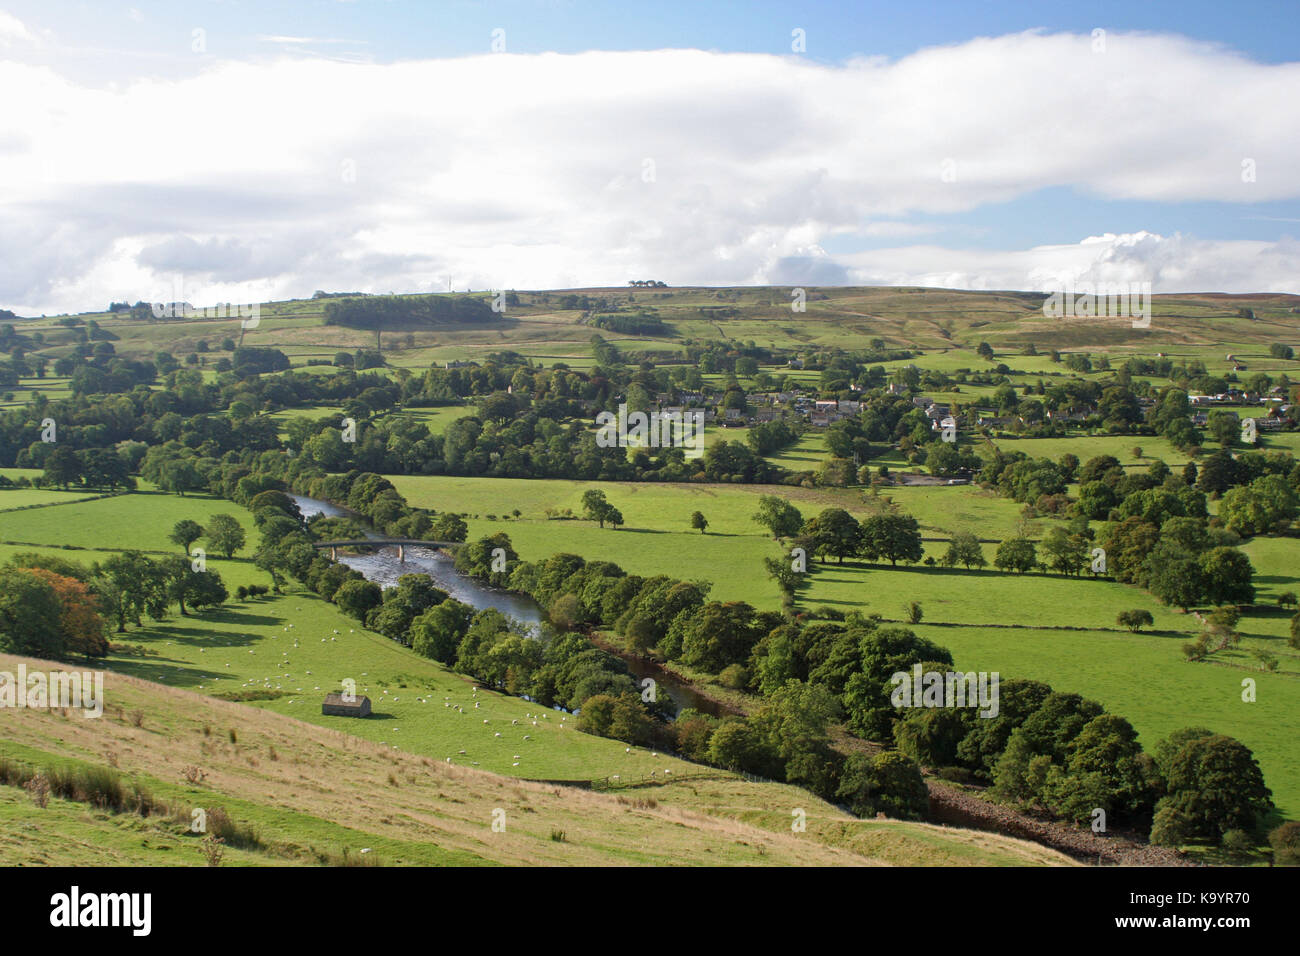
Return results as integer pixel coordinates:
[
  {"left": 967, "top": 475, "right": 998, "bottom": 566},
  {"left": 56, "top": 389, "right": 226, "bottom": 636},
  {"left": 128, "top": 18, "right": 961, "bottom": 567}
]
[{"left": 322, "top": 692, "right": 371, "bottom": 717}]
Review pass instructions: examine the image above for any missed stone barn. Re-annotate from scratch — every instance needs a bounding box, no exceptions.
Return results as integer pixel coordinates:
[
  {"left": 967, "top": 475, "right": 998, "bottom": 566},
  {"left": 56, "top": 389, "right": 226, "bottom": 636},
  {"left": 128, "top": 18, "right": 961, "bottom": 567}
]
[{"left": 322, "top": 692, "right": 371, "bottom": 717}]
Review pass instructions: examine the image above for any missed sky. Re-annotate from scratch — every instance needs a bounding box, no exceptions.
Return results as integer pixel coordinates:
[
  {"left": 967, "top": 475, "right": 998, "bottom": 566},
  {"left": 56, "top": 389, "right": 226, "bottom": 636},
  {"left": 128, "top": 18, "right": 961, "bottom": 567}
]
[{"left": 1, "top": 0, "right": 1298, "bottom": 315}]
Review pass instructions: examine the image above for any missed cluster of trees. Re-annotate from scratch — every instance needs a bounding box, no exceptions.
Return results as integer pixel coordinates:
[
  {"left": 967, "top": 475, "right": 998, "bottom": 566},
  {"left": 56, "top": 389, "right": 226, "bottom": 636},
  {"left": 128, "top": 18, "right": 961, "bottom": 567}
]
[
  {"left": 450, "top": 538, "right": 923, "bottom": 810},
  {"left": 322, "top": 294, "right": 496, "bottom": 330},
  {"left": 452, "top": 531, "right": 1276, "bottom": 839},
  {"left": 0, "top": 548, "right": 228, "bottom": 661},
  {"left": 589, "top": 312, "right": 672, "bottom": 336},
  {"left": 0, "top": 558, "right": 108, "bottom": 660},
  {"left": 796, "top": 507, "right": 924, "bottom": 567}
]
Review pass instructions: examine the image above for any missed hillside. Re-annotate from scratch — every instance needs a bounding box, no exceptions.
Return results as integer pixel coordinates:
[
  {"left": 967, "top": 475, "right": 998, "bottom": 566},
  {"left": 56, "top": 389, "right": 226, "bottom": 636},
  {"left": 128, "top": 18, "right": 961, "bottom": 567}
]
[{"left": 0, "top": 653, "right": 1072, "bottom": 867}]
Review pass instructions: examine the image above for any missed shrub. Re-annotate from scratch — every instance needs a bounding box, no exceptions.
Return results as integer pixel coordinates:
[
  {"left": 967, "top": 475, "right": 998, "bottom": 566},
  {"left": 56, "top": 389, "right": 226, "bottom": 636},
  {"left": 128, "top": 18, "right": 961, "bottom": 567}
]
[
  {"left": 25, "top": 771, "right": 50, "bottom": 808},
  {"left": 719, "top": 663, "right": 749, "bottom": 690},
  {"left": 1269, "top": 821, "right": 1300, "bottom": 866},
  {"left": 1150, "top": 804, "right": 1194, "bottom": 846},
  {"left": 1221, "top": 829, "right": 1255, "bottom": 854},
  {"left": 1117, "top": 609, "right": 1154, "bottom": 632}
]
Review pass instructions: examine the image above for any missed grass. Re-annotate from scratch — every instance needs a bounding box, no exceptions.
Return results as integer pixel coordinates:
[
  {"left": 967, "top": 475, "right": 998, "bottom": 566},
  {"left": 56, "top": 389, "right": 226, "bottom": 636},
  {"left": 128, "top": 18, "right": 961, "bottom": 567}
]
[
  {"left": 0, "top": 652, "right": 1070, "bottom": 866},
  {"left": 798, "top": 556, "right": 1300, "bottom": 820}
]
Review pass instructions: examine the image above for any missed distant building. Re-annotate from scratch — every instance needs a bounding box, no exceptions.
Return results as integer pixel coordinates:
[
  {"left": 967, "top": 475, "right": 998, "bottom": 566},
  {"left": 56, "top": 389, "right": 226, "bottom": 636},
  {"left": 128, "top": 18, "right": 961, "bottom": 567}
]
[{"left": 322, "top": 693, "right": 371, "bottom": 718}]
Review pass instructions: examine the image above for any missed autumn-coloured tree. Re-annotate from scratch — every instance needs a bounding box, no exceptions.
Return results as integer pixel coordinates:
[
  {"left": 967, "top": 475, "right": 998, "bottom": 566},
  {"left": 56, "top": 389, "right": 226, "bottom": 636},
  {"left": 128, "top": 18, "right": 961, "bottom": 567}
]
[{"left": 24, "top": 567, "right": 109, "bottom": 660}]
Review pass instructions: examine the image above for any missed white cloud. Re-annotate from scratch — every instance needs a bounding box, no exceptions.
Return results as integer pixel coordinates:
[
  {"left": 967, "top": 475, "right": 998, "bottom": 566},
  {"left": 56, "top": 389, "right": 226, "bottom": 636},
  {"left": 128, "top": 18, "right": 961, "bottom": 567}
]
[
  {"left": 838, "top": 231, "right": 1300, "bottom": 293},
  {"left": 0, "top": 9, "right": 36, "bottom": 47},
  {"left": 0, "top": 30, "right": 1297, "bottom": 312}
]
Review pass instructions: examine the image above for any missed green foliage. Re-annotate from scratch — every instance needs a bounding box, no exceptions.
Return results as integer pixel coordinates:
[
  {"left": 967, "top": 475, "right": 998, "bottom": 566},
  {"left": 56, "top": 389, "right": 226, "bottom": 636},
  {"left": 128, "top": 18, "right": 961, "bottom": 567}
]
[{"left": 836, "top": 751, "right": 929, "bottom": 820}]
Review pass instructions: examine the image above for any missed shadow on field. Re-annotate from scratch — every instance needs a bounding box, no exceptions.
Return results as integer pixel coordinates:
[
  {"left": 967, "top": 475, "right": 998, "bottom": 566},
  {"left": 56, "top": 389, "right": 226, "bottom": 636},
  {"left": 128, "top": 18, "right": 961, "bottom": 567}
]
[{"left": 106, "top": 658, "right": 219, "bottom": 686}]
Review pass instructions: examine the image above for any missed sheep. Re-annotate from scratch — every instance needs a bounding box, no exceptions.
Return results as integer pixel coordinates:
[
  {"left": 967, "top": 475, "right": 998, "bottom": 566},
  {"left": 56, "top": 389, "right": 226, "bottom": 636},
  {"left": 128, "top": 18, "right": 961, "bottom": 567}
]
[
  {"left": 494, "top": 732, "right": 502, "bottom": 737},
  {"left": 483, "top": 719, "right": 489, "bottom": 724}
]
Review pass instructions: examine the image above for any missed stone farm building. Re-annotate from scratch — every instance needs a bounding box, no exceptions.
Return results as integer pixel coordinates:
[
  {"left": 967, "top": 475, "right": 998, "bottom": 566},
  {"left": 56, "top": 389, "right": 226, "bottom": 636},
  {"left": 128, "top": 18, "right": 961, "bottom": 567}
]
[{"left": 322, "top": 693, "right": 371, "bottom": 717}]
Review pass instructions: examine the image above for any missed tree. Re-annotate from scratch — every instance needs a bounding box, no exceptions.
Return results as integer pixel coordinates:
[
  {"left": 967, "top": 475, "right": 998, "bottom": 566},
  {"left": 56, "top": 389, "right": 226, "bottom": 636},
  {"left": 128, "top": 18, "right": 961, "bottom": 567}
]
[
  {"left": 1040, "top": 527, "right": 1088, "bottom": 575},
  {"left": 410, "top": 600, "right": 474, "bottom": 665},
  {"left": 0, "top": 568, "right": 70, "bottom": 658},
  {"left": 802, "top": 508, "right": 861, "bottom": 564},
  {"left": 1117, "top": 609, "right": 1154, "bottom": 632},
  {"left": 942, "top": 531, "right": 986, "bottom": 570},
  {"left": 334, "top": 578, "right": 383, "bottom": 621},
  {"left": 96, "top": 551, "right": 165, "bottom": 631},
  {"left": 430, "top": 513, "right": 468, "bottom": 542},
  {"left": 1154, "top": 732, "right": 1272, "bottom": 842},
  {"left": 677, "top": 601, "right": 765, "bottom": 672},
  {"left": 203, "top": 514, "right": 246, "bottom": 559},
  {"left": 43, "top": 447, "right": 83, "bottom": 490},
  {"left": 581, "top": 489, "right": 615, "bottom": 528},
  {"left": 1269, "top": 821, "right": 1300, "bottom": 865},
  {"left": 836, "top": 751, "right": 929, "bottom": 820},
  {"left": 1145, "top": 542, "right": 1206, "bottom": 611},
  {"left": 1219, "top": 475, "right": 1298, "bottom": 537},
  {"left": 168, "top": 519, "right": 204, "bottom": 556},
  {"left": 690, "top": 511, "right": 709, "bottom": 534},
  {"left": 994, "top": 537, "right": 1037, "bottom": 573},
  {"left": 1199, "top": 547, "right": 1255, "bottom": 607},
  {"left": 842, "top": 626, "right": 953, "bottom": 740},
  {"left": 752, "top": 495, "right": 803, "bottom": 538},
  {"left": 860, "top": 513, "right": 923, "bottom": 567}
]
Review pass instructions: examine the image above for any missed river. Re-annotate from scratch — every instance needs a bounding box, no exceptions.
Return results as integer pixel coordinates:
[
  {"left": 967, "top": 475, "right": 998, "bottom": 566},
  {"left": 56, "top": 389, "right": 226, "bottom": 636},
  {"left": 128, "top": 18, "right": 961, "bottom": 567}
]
[{"left": 291, "top": 494, "right": 724, "bottom": 717}]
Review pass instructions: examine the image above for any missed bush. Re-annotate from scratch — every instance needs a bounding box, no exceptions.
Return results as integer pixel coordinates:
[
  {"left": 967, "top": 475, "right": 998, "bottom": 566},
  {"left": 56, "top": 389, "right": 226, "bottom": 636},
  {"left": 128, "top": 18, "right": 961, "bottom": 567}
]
[
  {"left": 1269, "top": 821, "right": 1300, "bottom": 866},
  {"left": 1150, "top": 804, "right": 1194, "bottom": 846},
  {"left": 719, "top": 663, "right": 749, "bottom": 690},
  {"left": 1117, "top": 609, "right": 1154, "bottom": 632},
  {"left": 836, "top": 751, "right": 929, "bottom": 820},
  {"left": 1220, "top": 829, "right": 1255, "bottom": 854}
]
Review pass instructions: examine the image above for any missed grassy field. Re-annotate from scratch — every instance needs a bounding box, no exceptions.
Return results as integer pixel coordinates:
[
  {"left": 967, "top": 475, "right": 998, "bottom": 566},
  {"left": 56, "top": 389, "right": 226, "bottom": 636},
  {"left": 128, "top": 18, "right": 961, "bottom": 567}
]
[
  {"left": 5, "top": 284, "right": 1299, "bottom": 859},
  {"left": 0, "top": 651, "right": 1072, "bottom": 866},
  {"left": 389, "top": 473, "right": 1300, "bottom": 817}
]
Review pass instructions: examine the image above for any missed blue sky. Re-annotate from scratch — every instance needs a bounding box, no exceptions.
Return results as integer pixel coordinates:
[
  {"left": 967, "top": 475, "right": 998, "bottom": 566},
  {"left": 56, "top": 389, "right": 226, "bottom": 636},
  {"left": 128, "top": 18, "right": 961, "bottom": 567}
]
[{"left": 0, "top": 1, "right": 1297, "bottom": 311}]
